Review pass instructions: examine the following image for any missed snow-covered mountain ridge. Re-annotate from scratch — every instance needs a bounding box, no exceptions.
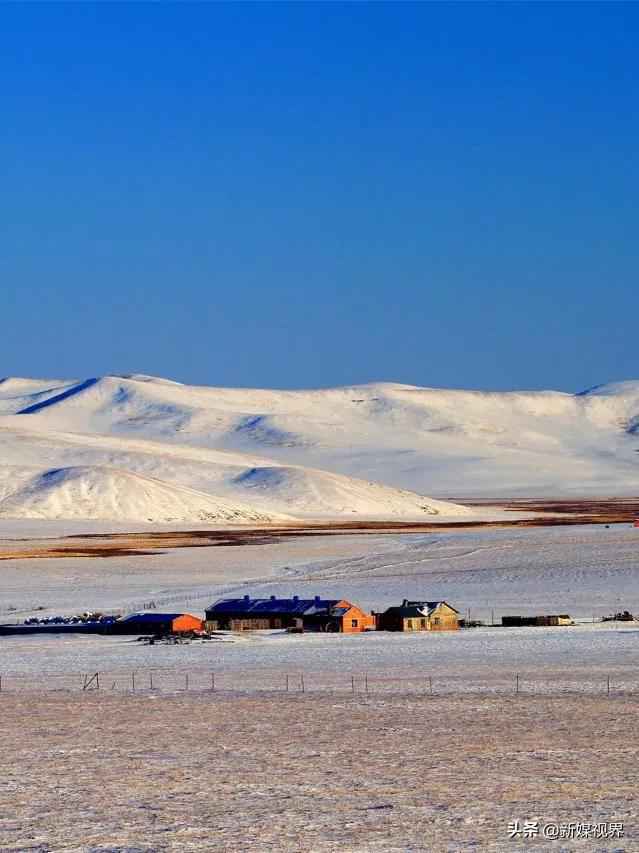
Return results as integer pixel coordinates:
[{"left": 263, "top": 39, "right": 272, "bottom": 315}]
[{"left": 0, "top": 374, "right": 637, "bottom": 520}]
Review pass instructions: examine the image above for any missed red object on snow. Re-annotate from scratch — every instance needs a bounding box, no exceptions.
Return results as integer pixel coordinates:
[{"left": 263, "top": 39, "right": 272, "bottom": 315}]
[{"left": 634, "top": 519, "right": 639, "bottom": 527}]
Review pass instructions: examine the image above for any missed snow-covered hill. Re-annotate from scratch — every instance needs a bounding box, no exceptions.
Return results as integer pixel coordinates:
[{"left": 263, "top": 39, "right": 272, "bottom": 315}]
[
  {"left": 229, "top": 465, "right": 473, "bottom": 518},
  {"left": 0, "top": 465, "right": 293, "bottom": 523},
  {"left": 0, "top": 373, "right": 637, "bottom": 521}
]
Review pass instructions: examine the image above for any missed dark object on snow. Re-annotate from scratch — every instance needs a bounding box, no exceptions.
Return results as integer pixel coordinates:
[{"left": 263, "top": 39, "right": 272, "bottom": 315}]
[
  {"left": 602, "top": 610, "right": 634, "bottom": 622},
  {"left": 458, "top": 619, "right": 485, "bottom": 629},
  {"left": 502, "top": 614, "right": 574, "bottom": 627}
]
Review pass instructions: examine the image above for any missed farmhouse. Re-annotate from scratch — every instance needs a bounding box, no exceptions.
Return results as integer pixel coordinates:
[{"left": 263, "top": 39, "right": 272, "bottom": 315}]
[
  {"left": 205, "top": 595, "right": 375, "bottom": 633},
  {"left": 112, "top": 612, "right": 204, "bottom": 636},
  {"left": 376, "top": 600, "right": 460, "bottom": 632}
]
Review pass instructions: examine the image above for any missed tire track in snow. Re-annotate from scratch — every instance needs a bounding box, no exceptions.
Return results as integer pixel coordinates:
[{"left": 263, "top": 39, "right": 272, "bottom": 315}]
[{"left": 285, "top": 543, "right": 513, "bottom": 581}]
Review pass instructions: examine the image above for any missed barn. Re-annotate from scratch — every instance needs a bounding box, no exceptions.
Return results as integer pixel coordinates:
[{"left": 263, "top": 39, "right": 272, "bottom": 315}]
[
  {"left": 112, "top": 612, "right": 204, "bottom": 636},
  {"left": 205, "top": 595, "right": 375, "bottom": 633},
  {"left": 376, "top": 600, "right": 460, "bottom": 632}
]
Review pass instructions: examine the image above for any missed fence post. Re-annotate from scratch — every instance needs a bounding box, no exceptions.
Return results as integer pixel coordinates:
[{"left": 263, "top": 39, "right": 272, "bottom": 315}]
[
  {"left": 429, "top": 676, "right": 433, "bottom": 695},
  {"left": 515, "top": 673, "right": 520, "bottom": 695},
  {"left": 365, "top": 673, "right": 368, "bottom": 694},
  {"left": 132, "top": 672, "right": 135, "bottom": 692},
  {"left": 300, "top": 674, "right": 305, "bottom": 693},
  {"left": 285, "top": 674, "right": 289, "bottom": 692},
  {"left": 211, "top": 672, "right": 215, "bottom": 692},
  {"left": 150, "top": 672, "right": 153, "bottom": 690},
  {"left": 607, "top": 675, "right": 610, "bottom": 696},
  {"left": 185, "top": 673, "right": 189, "bottom": 691},
  {"left": 351, "top": 675, "right": 355, "bottom": 694},
  {"left": 82, "top": 673, "right": 99, "bottom": 691}
]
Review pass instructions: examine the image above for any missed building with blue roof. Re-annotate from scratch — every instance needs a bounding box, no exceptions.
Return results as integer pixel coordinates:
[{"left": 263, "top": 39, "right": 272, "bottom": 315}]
[
  {"left": 112, "top": 612, "right": 204, "bottom": 635},
  {"left": 205, "top": 595, "right": 374, "bottom": 633}
]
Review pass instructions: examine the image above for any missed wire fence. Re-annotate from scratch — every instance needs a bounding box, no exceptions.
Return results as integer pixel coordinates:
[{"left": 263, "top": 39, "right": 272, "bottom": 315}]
[{"left": 0, "top": 668, "right": 636, "bottom": 697}]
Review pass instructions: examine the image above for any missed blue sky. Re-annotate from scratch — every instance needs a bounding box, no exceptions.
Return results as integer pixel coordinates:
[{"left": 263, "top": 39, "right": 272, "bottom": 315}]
[{"left": 2, "top": 2, "right": 637, "bottom": 391}]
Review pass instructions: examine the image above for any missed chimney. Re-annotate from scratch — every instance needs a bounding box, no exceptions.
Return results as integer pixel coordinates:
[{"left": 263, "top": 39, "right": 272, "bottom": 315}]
[
  {"left": 293, "top": 595, "right": 299, "bottom": 603},
  {"left": 402, "top": 599, "right": 408, "bottom": 607},
  {"left": 244, "top": 595, "right": 250, "bottom": 603},
  {"left": 270, "top": 595, "right": 276, "bottom": 601},
  {"left": 314, "top": 596, "right": 321, "bottom": 604}
]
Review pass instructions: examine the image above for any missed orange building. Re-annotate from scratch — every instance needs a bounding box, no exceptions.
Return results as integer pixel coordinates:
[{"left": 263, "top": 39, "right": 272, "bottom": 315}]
[
  {"left": 331, "top": 599, "right": 376, "bottom": 633},
  {"left": 113, "top": 612, "right": 204, "bottom": 635},
  {"left": 171, "top": 613, "right": 205, "bottom": 633},
  {"left": 205, "top": 595, "right": 375, "bottom": 633}
]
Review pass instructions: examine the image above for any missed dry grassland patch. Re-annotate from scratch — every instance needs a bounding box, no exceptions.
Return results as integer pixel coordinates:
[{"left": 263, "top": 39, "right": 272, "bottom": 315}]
[{"left": 0, "top": 692, "right": 636, "bottom": 851}]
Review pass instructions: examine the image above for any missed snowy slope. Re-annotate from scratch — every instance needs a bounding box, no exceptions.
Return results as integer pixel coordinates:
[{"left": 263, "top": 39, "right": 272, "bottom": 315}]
[
  {"left": 0, "top": 374, "right": 637, "bottom": 522},
  {"left": 0, "top": 423, "right": 473, "bottom": 521},
  {"left": 229, "top": 465, "right": 473, "bottom": 518},
  {"left": 0, "top": 465, "right": 293, "bottom": 523}
]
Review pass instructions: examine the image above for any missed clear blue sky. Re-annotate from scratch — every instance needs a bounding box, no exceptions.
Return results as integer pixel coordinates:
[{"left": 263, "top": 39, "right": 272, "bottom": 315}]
[{"left": 2, "top": 2, "right": 637, "bottom": 391}]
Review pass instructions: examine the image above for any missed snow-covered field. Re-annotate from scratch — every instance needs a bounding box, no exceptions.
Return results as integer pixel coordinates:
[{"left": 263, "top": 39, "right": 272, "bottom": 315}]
[
  {"left": 2, "top": 523, "right": 639, "bottom": 683},
  {"left": 1, "top": 373, "right": 638, "bottom": 524},
  {"left": 2, "top": 622, "right": 638, "bottom": 693},
  {"left": 4, "top": 690, "right": 637, "bottom": 852},
  {"left": 2, "top": 522, "right": 637, "bottom": 620},
  {"left": 0, "top": 529, "right": 403, "bottom": 617},
  {"left": 2, "top": 519, "right": 637, "bottom": 851}
]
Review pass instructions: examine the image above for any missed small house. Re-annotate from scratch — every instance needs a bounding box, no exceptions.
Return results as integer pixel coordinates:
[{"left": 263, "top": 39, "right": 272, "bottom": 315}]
[
  {"left": 205, "top": 595, "right": 375, "bottom": 633},
  {"left": 376, "top": 600, "right": 460, "bottom": 632},
  {"left": 112, "top": 612, "right": 204, "bottom": 636}
]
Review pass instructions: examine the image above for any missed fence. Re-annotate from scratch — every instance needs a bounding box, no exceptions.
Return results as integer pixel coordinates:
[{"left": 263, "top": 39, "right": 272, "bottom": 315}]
[{"left": 0, "top": 668, "right": 635, "bottom": 697}]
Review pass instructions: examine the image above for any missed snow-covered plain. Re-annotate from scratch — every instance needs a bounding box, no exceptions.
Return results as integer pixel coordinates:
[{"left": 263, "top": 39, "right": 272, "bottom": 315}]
[
  {"left": 3, "top": 621, "right": 639, "bottom": 694},
  {"left": 0, "top": 373, "right": 638, "bottom": 523},
  {"left": 4, "top": 690, "right": 636, "bottom": 853},
  {"left": 2, "top": 523, "right": 639, "bottom": 683},
  {"left": 2, "top": 523, "right": 637, "bottom": 619}
]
